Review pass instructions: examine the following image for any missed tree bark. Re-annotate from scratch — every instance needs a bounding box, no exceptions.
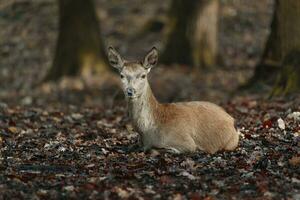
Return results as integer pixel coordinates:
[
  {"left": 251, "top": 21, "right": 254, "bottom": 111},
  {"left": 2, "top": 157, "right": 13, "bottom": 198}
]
[
  {"left": 45, "top": 0, "right": 109, "bottom": 81},
  {"left": 160, "top": 0, "right": 218, "bottom": 69},
  {"left": 251, "top": 0, "right": 300, "bottom": 95},
  {"left": 271, "top": 50, "right": 300, "bottom": 96}
]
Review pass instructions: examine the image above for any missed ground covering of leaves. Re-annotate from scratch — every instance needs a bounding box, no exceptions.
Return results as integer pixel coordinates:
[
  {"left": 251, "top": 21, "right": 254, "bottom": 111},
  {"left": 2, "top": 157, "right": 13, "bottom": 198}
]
[{"left": 0, "top": 96, "right": 299, "bottom": 199}]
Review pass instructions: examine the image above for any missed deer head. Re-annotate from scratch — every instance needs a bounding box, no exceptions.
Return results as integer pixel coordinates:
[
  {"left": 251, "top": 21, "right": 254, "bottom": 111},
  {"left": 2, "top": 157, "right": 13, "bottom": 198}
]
[{"left": 108, "top": 47, "right": 158, "bottom": 100}]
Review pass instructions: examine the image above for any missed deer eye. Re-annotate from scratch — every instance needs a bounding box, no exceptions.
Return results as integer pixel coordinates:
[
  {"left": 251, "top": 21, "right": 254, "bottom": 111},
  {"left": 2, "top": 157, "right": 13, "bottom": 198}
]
[
  {"left": 120, "top": 74, "right": 125, "bottom": 79},
  {"left": 141, "top": 74, "right": 146, "bottom": 79}
]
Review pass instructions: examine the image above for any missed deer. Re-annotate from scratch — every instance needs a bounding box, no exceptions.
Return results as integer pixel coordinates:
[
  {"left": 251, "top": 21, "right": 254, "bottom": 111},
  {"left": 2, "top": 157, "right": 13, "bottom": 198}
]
[{"left": 107, "top": 46, "right": 239, "bottom": 154}]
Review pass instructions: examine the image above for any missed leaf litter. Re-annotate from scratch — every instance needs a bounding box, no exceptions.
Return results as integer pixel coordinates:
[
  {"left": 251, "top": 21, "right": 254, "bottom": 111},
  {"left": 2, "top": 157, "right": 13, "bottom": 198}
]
[{"left": 0, "top": 96, "right": 299, "bottom": 199}]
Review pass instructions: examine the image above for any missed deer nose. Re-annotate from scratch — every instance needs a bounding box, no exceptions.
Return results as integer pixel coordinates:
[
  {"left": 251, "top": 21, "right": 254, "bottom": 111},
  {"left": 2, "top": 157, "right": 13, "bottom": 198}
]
[{"left": 126, "top": 88, "right": 135, "bottom": 97}]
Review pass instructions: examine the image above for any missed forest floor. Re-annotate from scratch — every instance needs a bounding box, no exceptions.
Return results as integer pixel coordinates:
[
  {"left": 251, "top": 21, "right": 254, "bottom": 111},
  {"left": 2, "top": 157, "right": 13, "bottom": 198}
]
[
  {"left": 0, "top": 0, "right": 300, "bottom": 199},
  {"left": 0, "top": 97, "right": 300, "bottom": 199}
]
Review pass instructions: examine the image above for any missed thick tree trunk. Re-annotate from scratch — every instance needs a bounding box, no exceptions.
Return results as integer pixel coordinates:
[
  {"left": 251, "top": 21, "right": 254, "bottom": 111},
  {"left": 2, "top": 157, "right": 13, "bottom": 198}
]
[
  {"left": 45, "top": 0, "right": 109, "bottom": 81},
  {"left": 160, "top": 0, "right": 218, "bottom": 69},
  {"left": 271, "top": 51, "right": 300, "bottom": 95},
  {"left": 251, "top": 0, "right": 300, "bottom": 95}
]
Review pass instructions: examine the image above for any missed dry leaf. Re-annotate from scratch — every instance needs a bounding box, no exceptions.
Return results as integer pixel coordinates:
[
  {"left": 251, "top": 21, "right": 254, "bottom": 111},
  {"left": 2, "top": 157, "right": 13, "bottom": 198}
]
[
  {"left": 289, "top": 156, "right": 300, "bottom": 166},
  {"left": 8, "top": 127, "right": 18, "bottom": 134}
]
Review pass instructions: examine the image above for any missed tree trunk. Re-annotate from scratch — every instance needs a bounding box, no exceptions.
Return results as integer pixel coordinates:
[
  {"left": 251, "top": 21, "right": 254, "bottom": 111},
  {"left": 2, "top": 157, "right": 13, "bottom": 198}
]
[
  {"left": 271, "top": 50, "right": 300, "bottom": 96},
  {"left": 160, "top": 0, "right": 219, "bottom": 69},
  {"left": 251, "top": 0, "right": 300, "bottom": 95},
  {"left": 45, "top": 0, "right": 109, "bottom": 81}
]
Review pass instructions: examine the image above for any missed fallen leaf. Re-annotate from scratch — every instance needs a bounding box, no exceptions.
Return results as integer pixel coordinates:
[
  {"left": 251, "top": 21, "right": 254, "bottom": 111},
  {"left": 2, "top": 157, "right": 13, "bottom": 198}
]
[
  {"left": 71, "top": 113, "right": 83, "bottom": 120},
  {"left": 277, "top": 118, "right": 285, "bottom": 130},
  {"left": 63, "top": 186, "right": 75, "bottom": 191},
  {"left": 180, "top": 171, "right": 197, "bottom": 180},
  {"left": 160, "top": 175, "right": 173, "bottom": 184},
  {"left": 263, "top": 120, "right": 273, "bottom": 128},
  {"left": 173, "top": 193, "right": 183, "bottom": 200},
  {"left": 287, "top": 112, "right": 300, "bottom": 121},
  {"left": 114, "top": 187, "right": 130, "bottom": 199},
  {"left": 8, "top": 126, "right": 18, "bottom": 134},
  {"left": 289, "top": 156, "right": 300, "bottom": 166}
]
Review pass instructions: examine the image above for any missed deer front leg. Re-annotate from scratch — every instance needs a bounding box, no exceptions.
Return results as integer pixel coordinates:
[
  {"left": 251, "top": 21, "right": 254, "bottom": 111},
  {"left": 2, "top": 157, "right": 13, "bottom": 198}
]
[
  {"left": 141, "top": 138, "right": 153, "bottom": 153},
  {"left": 165, "top": 147, "right": 181, "bottom": 154},
  {"left": 126, "top": 125, "right": 143, "bottom": 152}
]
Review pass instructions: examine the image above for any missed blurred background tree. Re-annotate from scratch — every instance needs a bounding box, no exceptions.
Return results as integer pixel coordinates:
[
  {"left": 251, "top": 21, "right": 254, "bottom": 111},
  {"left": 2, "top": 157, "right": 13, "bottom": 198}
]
[
  {"left": 44, "top": 0, "right": 110, "bottom": 81},
  {"left": 160, "top": 0, "right": 219, "bottom": 69},
  {"left": 250, "top": 0, "right": 300, "bottom": 95},
  {"left": 3, "top": 0, "right": 299, "bottom": 106}
]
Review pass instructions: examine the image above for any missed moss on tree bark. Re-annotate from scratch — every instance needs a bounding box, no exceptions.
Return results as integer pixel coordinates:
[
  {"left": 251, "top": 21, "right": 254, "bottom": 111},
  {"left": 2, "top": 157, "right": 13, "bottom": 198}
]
[
  {"left": 250, "top": 0, "right": 300, "bottom": 95},
  {"left": 271, "top": 51, "right": 300, "bottom": 96},
  {"left": 160, "top": 0, "right": 218, "bottom": 69},
  {"left": 45, "top": 0, "right": 109, "bottom": 81}
]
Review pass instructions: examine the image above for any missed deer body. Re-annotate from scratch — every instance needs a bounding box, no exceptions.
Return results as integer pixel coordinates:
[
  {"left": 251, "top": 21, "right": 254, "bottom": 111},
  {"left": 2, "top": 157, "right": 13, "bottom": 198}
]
[{"left": 108, "top": 47, "right": 239, "bottom": 154}]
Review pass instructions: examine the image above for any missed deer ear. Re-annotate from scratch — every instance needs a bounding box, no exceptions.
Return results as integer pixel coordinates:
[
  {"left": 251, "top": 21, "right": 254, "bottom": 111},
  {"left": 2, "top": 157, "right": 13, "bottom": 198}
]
[
  {"left": 143, "top": 47, "right": 158, "bottom": 69},
  {"left": 108, "top": 46, "right": 124, "bottom": 70}
]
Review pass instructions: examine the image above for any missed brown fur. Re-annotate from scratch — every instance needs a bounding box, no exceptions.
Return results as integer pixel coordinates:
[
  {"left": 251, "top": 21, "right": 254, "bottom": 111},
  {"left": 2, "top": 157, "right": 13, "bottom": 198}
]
[
  {"left": 108, "top": 46, "right": 239, "bottom": 154},
  {"left": 129, "top": 84, "right": 239, "bottom": 154}
]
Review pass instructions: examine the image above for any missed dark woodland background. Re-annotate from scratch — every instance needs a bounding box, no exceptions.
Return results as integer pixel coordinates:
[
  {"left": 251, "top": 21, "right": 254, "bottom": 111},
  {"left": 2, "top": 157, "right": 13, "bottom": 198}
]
[
  {"left": 0, "top": 0, "right": 299, "bottom": 199},
  {"left": 0, "top": 0, "right": 299, "bottom": 105}
]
